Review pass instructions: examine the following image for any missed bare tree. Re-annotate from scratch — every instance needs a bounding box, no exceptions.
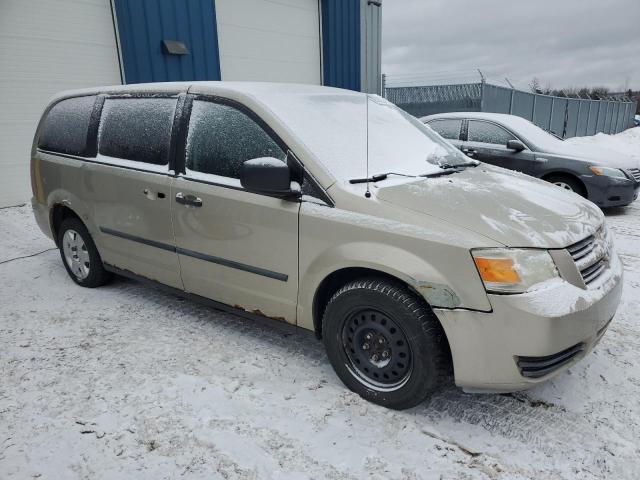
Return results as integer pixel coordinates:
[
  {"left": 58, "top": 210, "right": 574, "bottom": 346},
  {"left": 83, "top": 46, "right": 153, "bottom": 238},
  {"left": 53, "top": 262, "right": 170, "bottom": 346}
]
[{"left": 529, "top": 77, "right": 542, "bottom": 94}]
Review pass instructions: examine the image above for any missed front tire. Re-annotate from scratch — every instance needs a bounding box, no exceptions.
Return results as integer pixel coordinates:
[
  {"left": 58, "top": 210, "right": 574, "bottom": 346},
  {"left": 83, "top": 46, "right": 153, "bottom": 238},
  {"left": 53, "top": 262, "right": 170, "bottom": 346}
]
[
  {"left": 58, "top": 218, "right": 111, "bottom": 288},
  {"left": 546, "top": 174, "right": 587, "bottom": 198},
  {"left": 322, "top": 277, "right": 450, "bottom": 410}
]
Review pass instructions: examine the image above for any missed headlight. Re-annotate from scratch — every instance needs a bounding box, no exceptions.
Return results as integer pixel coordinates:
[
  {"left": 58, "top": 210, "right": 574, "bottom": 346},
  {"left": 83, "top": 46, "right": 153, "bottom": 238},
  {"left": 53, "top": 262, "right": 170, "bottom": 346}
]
[
  {"left": 589, "top": 166, "right": 628, "bottom": 179},
  {"left": 472, "top": 249, "right": 559, "bottom": 294}
]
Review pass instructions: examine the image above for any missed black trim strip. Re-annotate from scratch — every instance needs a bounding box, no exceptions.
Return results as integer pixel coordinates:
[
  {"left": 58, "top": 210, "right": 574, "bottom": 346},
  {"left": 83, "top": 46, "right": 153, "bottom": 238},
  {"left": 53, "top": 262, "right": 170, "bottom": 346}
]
[
  {"left": 99, "top": 227, "right": 175, "bottom": 252},
  {"left": 176, "top": 247, "right": 288, "bottom": 282},
  {"left": 86, "top": 96, "right": 104, "bottom": 157},
  {"left": 99, "top": 227, "right": 288, "bottom": 282}
]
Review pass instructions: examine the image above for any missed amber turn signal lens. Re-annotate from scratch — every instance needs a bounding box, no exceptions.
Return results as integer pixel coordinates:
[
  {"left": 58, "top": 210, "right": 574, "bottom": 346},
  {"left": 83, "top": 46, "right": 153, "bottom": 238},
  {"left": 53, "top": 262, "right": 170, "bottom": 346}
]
[
  {"left": 589, "top": 166, "right": 604, "bottom": 176},
  {"left": 474, "top": 258, "right": 521, "bottom": 284}
]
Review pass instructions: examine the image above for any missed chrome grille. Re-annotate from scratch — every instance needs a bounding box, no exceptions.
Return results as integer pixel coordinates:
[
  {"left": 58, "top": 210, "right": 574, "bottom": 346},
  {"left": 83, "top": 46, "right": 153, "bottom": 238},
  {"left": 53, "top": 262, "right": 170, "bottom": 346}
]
[
  {"left": 628, "top": 168, "right": 640, "bottom": 183},
  {"left": 567, "top": 225, "right": 612, "bottom": 287}
]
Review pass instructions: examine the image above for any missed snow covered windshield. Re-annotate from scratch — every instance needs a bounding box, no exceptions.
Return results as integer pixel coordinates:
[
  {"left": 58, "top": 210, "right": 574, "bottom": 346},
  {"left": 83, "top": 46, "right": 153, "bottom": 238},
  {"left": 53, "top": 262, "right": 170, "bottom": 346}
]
[
  {"left": 367, "top": 96, "right": 470, "bottom": 177},
  {"left": 256, "top": 90, "right": 469, "bottom": 182}
]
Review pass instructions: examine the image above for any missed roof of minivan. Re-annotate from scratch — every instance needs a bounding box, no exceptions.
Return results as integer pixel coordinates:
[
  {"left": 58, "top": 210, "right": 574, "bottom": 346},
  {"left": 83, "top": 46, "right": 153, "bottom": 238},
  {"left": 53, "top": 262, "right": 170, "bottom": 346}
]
[{"left": 49, "top": 81, "right": 361, "bottom": 104}]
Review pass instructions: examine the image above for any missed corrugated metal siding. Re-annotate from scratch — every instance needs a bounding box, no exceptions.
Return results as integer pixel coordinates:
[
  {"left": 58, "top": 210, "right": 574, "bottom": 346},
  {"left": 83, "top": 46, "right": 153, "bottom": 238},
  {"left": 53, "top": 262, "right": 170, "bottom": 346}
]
[
  {"left": 113, "top": 0, "right": 221, "bottom": 84},
  {"left": 0, "top": 0, "right": 121, "bottom": 206},
  {"left": 321, "top": 0, "right": 361, "bottom": 91}
]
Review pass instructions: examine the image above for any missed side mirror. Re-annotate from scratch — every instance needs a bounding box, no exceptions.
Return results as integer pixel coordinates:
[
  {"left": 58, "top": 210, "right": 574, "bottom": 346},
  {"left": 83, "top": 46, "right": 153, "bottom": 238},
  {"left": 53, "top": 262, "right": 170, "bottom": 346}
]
[
  {"left": 507, "top": 140, "right": 526, "bottom": 151},
  {"left": 240, "top": 158, "right": 301, "bottom": 198}
]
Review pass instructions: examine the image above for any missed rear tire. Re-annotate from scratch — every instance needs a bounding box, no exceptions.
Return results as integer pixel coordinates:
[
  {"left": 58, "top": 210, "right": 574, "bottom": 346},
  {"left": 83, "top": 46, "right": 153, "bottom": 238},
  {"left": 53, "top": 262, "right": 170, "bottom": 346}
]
[
  {"left": 545, "top": 174, "right": 587, "bottom": 198},
  {"left": 322, "top": 277, "right": 450, "bottom": 410},
  {"left": 58, "top": 218, "right": 111, "bottom": 288}
]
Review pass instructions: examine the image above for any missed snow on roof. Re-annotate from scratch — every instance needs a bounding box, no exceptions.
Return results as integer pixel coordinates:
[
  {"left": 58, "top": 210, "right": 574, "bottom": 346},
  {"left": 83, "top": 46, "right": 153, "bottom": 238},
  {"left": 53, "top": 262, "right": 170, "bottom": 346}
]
[
  {"left": 51, "top": 81, "right": 361, "bottom": 104},
  {"left": 421, "top": 111, "right": 525, "bottom": 123}
]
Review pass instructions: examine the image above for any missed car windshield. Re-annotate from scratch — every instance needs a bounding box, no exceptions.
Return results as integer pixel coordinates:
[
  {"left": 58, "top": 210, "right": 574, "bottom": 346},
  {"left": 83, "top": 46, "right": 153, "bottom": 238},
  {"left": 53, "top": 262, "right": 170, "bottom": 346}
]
[
  {"left": 256, "top": 89, "right": 471, "bottom": 182},
  {"left": 367, "top": 97, "right": 472, "bottom": 177}
]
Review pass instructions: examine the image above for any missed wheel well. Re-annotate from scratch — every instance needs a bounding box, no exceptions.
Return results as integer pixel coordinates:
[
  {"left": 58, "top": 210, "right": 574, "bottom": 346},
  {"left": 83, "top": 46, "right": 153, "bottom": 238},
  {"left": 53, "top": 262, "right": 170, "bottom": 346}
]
[
  {"left": 541, "top": 172, "right": 587, "bottom": 196},
  {"left": 312, "top": 268, "right": 422, "bottom": 339},
  {"left": 313, "top": 267, "right": 454, "bottom": 378},
  {"left": 50, "top": 205, "right": 82, "bottom": 245}
]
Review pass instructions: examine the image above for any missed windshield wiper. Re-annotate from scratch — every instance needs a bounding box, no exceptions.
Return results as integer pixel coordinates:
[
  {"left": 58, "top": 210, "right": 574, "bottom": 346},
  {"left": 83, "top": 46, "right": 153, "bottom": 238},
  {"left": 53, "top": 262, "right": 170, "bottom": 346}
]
[
  {"left": 421, "top": 161, "right": 480, "bottom": 178},
  {"left": 438, "top": 161, "right": 479, "bottom": 170},
  {"left": 349, "top": 172, "right": 415, "bottom": 184}
]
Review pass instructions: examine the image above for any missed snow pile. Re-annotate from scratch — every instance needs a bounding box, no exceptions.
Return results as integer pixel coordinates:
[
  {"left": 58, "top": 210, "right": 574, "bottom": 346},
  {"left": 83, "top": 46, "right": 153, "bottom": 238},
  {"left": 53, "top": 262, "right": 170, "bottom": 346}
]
[{"left": 566, "top": 127, "right": 640, "bottom": 162}]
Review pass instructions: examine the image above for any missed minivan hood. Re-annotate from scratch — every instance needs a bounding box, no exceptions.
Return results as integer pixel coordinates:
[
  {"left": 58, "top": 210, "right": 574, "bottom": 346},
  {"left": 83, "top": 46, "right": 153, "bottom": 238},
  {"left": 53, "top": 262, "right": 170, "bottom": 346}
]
[{"left": 374, "top": 166, "right": 604, "bottom": 249}]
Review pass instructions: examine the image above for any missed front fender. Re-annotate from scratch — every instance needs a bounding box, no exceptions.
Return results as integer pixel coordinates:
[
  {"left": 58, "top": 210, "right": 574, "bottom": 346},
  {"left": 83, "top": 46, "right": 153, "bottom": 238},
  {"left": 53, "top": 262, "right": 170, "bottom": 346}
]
[{"left": 297, "top": 203, "right": 494, "bottom": 332}]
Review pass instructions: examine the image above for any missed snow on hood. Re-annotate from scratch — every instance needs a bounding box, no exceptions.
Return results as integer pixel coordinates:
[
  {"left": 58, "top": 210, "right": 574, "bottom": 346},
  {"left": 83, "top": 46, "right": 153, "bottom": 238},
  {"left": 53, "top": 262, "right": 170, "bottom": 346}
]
[
  {"left": 374, "top": 165, "right": 604, "bottom": 249},
  {"left": 544, "top": 141, "right": 640, "bottom": 169},
  {"left": 564, "top": 130, "right": 640, "bottom": 169}
]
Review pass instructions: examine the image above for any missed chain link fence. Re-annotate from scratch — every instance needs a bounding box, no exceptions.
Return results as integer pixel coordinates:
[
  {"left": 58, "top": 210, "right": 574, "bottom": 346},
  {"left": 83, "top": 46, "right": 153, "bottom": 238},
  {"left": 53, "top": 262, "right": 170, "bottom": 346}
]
[{"left": 385, "top": 82, "right": 638, "bottom": 138}]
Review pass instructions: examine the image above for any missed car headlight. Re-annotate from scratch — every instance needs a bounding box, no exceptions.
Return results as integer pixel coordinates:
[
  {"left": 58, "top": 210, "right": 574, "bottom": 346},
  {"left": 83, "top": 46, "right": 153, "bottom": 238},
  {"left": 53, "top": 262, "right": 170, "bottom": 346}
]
[
  {"left": 472, "top": 249, "right": 559, "bottom": 294},
  {"left": 589, "top": 166, "right": 628, "bottom": 179}
]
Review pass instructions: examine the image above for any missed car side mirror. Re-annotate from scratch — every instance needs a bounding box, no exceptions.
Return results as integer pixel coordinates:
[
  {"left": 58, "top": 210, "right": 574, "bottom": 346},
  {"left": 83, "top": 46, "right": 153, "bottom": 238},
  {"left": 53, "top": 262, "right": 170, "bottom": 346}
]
[
  {"left": 240, "top": 158, "right": 301, "bottom": 198},
  {"left": 507, "top": 140, "right": 526, "bottom": 151}
]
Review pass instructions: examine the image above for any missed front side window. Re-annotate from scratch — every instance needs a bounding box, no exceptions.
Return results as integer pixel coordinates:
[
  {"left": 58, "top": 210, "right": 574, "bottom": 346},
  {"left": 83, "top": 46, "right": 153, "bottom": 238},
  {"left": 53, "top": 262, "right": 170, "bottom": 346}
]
[
  {"left": 39, "top": 96, "right": 96, "bottom": 156},
  {"left": 98, "top": 98, "right": 177, "bottom": 165},
  {"left": 186, "top": 100, "right": 285, "bottom": 179},
  {"left": 467, "top": 120, "right": 516, "bottom": 146},
  {"left": 427, "top": 119, "right": 463, "bottom": 140}
]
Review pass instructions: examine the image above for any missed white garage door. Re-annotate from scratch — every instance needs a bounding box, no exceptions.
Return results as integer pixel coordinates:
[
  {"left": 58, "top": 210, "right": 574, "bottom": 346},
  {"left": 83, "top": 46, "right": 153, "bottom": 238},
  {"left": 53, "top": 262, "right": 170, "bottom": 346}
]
[
  {"left": 216, "top": 0, "right": 321, "bottom": 85},
  {"left": 0, "top": 0, "right": 121, "bottom": 207}
]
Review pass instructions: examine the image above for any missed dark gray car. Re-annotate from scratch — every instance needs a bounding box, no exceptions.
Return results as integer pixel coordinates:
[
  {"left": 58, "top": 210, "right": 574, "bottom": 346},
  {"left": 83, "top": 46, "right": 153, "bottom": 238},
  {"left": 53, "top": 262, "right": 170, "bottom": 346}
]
[{"left": 422, "top": 112, "right": 640, "bottom": 208}]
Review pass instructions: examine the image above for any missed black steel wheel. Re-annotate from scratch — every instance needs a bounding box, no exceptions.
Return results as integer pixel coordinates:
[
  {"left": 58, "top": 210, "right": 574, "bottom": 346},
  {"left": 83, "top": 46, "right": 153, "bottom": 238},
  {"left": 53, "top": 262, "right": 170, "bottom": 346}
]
[
  {"left": 323, "top": 277, "right": 451, "bottom": 410},
  {"left": 342, "top": 308, "right": 412, "bottom": 391}
]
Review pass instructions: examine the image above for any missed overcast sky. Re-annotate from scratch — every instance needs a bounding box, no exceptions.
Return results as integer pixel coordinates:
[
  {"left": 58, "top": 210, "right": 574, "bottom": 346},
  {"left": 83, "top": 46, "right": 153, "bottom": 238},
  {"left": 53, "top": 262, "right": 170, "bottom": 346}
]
[{"left": 382, "top": 0, "right": 640, "bottom": 91}]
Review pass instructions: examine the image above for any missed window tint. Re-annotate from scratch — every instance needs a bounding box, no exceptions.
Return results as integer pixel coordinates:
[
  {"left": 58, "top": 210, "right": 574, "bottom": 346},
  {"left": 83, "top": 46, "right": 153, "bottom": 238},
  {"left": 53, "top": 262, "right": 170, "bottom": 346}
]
[
  {"left": 186, "top": 100, "right": 285, "bottom": 178},
  {"left": 98, "top": 98, "right": 176, "bottom": 165},
  {"left": 427, "top": 119, "right": 462, "bottom": 140},
  {"left": 39, "top": 96, "right": 96, "bottom": 156},
  {"left": 467, "top": 120, "right": 516, "bottom": 146}
]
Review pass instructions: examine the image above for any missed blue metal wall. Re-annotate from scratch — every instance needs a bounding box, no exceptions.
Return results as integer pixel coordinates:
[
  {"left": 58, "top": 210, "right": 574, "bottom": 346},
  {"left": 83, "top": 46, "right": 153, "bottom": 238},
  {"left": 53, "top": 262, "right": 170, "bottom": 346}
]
[
  {"left": 113, "top": 0, "right": 221, "bottom": 84},
  {"left": 321, "top": 0, "right": 361, "bottom": 91}
]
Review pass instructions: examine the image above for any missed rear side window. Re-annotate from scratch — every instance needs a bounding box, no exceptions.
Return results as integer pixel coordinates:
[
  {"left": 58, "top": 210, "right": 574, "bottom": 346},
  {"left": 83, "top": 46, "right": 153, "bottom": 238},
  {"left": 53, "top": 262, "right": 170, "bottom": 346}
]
[
  {"left": 467, "top": 120, "right": 516, "bottom": 146},
  {"left": 186, "top": 100, "right": 285, "bottom": 179},
  {"left": 427, "top": 119, "right": 462, "bottom": 140},
  {"left": 98, "top": 98, "right": 177, "bottom": 165},
  {"left": 38, "top": 96, "right": 96, "bottom": 156}
]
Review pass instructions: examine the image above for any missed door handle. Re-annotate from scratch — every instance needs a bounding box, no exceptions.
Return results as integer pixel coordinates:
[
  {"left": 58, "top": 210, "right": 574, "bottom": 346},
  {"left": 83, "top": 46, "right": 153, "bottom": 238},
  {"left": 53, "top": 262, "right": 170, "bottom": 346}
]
[{"left": 175, "top": 192, "right": 203, "bottom": 207}]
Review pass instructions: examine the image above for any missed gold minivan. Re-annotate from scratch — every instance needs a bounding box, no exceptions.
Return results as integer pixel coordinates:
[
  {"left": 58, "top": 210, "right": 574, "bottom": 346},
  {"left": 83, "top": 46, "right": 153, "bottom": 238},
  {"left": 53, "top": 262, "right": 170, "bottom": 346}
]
[{"left": 31, "top": 82, "right": 623, "bottom": 409}]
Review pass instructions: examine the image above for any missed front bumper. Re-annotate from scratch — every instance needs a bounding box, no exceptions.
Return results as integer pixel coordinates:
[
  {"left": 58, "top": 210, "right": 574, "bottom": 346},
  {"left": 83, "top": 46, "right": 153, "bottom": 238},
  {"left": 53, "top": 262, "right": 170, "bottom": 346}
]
[
  {"left": 583, "top": 175, "right": 639, "bottom": 208},
  {"left": 434, "top": 253, "right": 623, "bottom": 392}
]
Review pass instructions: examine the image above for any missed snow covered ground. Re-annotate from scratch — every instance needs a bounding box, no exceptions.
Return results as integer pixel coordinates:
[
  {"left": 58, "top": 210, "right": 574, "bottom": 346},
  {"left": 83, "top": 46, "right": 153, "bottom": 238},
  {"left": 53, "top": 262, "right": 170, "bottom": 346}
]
[{"left": 1, "top": 130, "right": 640, "bottom": 479}]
